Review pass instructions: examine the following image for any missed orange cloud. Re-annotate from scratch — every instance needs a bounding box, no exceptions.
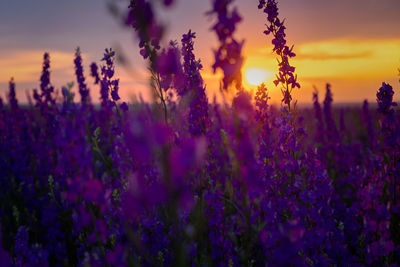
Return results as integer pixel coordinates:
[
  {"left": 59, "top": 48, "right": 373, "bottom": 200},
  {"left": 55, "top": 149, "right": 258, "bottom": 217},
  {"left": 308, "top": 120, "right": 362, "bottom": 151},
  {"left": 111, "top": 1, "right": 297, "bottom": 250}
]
[
  {"left": 236, "top": 38, "right": 400, "bottom": 103},
  {"left": 295, "top": 39, "right": 400, "bottom": 80}
]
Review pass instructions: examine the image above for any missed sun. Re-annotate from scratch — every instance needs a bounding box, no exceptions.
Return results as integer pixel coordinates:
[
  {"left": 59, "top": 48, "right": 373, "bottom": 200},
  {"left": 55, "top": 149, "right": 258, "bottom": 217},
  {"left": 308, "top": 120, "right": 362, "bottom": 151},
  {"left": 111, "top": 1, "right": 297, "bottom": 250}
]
[{"left": 244, "top": 67, "right": 272, "bottom": 86}]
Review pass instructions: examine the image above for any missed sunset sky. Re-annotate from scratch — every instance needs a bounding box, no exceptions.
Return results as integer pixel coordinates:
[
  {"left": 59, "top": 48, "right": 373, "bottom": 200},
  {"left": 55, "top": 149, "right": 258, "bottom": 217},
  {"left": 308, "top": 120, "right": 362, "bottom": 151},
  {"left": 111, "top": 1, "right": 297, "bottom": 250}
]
[{"left": 1, "top": 0, "right": 400, "bottom": 105}]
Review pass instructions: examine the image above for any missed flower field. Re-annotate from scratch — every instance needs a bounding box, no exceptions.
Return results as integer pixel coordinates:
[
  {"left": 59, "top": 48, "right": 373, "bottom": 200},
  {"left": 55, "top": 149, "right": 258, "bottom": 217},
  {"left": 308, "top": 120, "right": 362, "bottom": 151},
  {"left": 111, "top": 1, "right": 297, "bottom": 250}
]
[{"left": 0, "top": 0, "right": 399, "bottom": 266}]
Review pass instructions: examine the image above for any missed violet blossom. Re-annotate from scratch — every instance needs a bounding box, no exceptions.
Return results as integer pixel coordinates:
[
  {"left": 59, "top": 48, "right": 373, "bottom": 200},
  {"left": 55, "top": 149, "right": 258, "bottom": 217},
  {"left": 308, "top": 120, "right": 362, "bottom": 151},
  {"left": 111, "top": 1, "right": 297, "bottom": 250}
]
[{"left": 208, "top": 0, "right": 244, "bottom": 90}]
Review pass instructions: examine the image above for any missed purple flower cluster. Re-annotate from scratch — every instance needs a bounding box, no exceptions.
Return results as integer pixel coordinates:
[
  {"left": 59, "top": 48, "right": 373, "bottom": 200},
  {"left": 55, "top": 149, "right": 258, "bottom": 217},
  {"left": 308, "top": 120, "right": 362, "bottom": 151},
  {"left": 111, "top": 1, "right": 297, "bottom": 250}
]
[
  {"left": 377, "top": 83, "right": 398, "bottom": 149},
  {"left": 157, "top": 41, "right": 184, "bottom": 93},
  {"left": 208, "top": 0, "right": 244, "bottom": 90},
  {"left": 100, "top": 48, "right": 120, "bottom": 106},
  {"left": 124, "top": 0, "right": 164, "bottom": 61},
  {"left": 181, "top": 30, "right": 199, "bottom": 96},
  {"left": 377, "top": 82, "right": 396, "bottom": 113}
]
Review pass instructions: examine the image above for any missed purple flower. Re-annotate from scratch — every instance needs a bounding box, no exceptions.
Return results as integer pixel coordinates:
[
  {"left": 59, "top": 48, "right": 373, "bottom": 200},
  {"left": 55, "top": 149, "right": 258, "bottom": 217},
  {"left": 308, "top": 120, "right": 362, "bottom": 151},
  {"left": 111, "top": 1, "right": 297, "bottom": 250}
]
[
  {"left": 40, "top": 52, "right": 55, "bottom": 105},
  {"left": 208, "top": 0, "right": 244, "bottom": 90},
  {"left": 124, "top": 0, "right": 164, "bottom": 62},
  {"left": 100, "top": 48, "right": 120, "bottom": 105},
  {"left": 376, "top": 82, "right": 397, "bottom": 146},
  {"left": 377, "top": 82, "right": 396, "bottom": 114},
  {"left": 110, "top": 80, "right": 120, "bottom": 102},
  {"left": 74, "top": 47, "right": 90, "bottom": 105},
  {"left": 181, "top": 30, "right": 210, "bottom": 135},
  {"left": 180, "top": 30, "right": 198, "bottom": 96},
  {"left": 156, "top": 41, "right": 184, "bottom": 92},
  {"left": 14, "top": 226, "right": 49, "bottom": 266},
  {"left": 258, "top": 0, "right": 300, "bottom": 110},
  {"left": 323, "top": 83, "right": 338, "bottom": 141},
  {"left": 204, "top": 189, "right": 238, "bottom": 265},
  {"left": 232, "top": 90, "right": 253, "bottom": 121},
  {"left": 255, "top": 83, "right": 274, "bottom": 173},
  {"left": 90, "top": 62, "right": 100, "bottom": 84},
  {"left": 119, "top": 102, "right": 129, "bottom": 112},
  {"left": 8, "top": 77, "right": 18, "bottom": 111},
  {"left": 313, "top": 89, "right": 324, "bottom": 144}
]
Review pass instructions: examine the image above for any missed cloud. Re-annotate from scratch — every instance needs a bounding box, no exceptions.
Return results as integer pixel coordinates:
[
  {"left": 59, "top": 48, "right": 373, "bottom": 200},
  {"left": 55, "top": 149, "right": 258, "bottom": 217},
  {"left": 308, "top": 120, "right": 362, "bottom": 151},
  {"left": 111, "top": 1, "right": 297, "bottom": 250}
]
[
  {"left": 293, "top": 39, "right": 400, "bottom": 78},
  {"left": 238, "top": 38, "right": 400, "bottom": 104},
  {"left": 297, "top": 51, "right": 373, "bottom": 61}
]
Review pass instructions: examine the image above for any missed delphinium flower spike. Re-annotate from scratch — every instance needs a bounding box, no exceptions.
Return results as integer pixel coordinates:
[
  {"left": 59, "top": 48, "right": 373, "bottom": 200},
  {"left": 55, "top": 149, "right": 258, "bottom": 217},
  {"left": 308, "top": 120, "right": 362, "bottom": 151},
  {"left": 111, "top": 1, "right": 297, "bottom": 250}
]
[
  {"left": 74, "top": 47, "right": 90, "bottom": 105},
  {"left": 255, "top": 83, "right": 274, "bottom": 176},
  {"left": 258, "top": 0, "right": 300, "bottom": 111},
  {"left": 124, "top": 0, "right": 176, "bottom": 61},
  {"left": 40, "top": 52, "right": 55, "bottom": 106},
  {"left": 100, "top": 48, "right": 120, "bottom": 107},
  {"left": 90, "top": 62, "right": 100, "bottom": 84},
  {"left": 377, "top": 82, "right": 397, "bottom": 146},
  {"left": 377, "top": 82, "right": 399, "bottom": 205},
  {"left": 313, "top": 89, "right": 324, "bottom": 144},
  {"left": 208, "top": 0, "right": 244, "bottom": 91},
  {"left": 8, "top": 77, "right": 18, "bottom": 112},
  {"left": 323, "top": 83, "right": 339, "bottom": 142},
  {"left": 124, "top": 0, "right": 164, "bottom": 63},
  {"left": 181, "top": 30, "right": 209, "bottom": 135},
  {"left": 123, "top": 0, "right": 178, "bottom": 123},
  {"left": 155, "top": 40, "right": 183, "bottom": 123}
]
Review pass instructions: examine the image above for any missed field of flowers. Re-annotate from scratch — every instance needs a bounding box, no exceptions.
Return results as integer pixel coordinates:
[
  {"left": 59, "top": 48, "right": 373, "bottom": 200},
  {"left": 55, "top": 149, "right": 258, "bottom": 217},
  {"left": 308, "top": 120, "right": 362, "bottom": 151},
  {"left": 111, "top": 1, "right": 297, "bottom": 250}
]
[{"left": 1, "top": 0, "right": 399, "bottom": 266}]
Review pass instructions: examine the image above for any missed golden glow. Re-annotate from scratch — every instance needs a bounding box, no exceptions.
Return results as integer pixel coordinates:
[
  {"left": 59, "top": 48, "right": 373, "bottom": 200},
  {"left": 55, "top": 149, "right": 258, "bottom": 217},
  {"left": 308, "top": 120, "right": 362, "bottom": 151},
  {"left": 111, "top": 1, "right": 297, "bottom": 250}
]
[
  {"left": 0, "top": 50, "right": 74, "bottom": 83},
  {"left": 295, "top": 39, "right": 400, "bottom": 79},
  {"left": 1, "top": 39, "right": 400, "bottom": 104},
  {"left": 244, "top": 67, "right": 272, "bottom": 86},
  {"left": 241, "top": 39, "right": 400, "bottom": 103},
  {"left": 252, "top": 39, "right": 400, "bottom": 80}
]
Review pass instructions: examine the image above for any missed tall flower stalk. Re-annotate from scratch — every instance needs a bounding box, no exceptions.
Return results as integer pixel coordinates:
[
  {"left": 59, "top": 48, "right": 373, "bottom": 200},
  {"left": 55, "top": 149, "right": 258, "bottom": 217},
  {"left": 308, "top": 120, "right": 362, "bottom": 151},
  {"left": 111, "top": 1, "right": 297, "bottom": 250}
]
[
  {"left": 181, "top": 30, "right": 209, "bottom": 136},
  {"left": 8, "top": 78, "right": 18, "bottom": 112},
  {"left": 255, "top": 83, "right": 273, "bottom": 177},
  {"left": 123, "top": 0, "right": 178, "bottom": 123},
  {"left": 313, "top": 89, "right": 324, "bottom": 144},
  {"left": 324, "top": 83, "right": 339, "bottom": 142},
  {"left": 74, "top": 47, "right": 90, "bottom": 105},
  {"left": 258, "top": 0, "right": 300, "bottom": 111},
  {"left": 208, "top": 0, "right": 244, "bottom": 91},
  {"left": 377, "top": 82, "right": 399, "bottom": 204},
  {"left": 40, "top": 52, "right": 55, "bottom": 107},
  {"left": 90, "top": 62, "right": 100, "bottom": 85},
  {"left": 154, "top": 41, "right": 183, "bottom": 123},
  {"left": 124, "top": 0, "right": 163, "bottom": 63},
  {"left": 100, "top": 49, "right": 119, "bottom": 104}
]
